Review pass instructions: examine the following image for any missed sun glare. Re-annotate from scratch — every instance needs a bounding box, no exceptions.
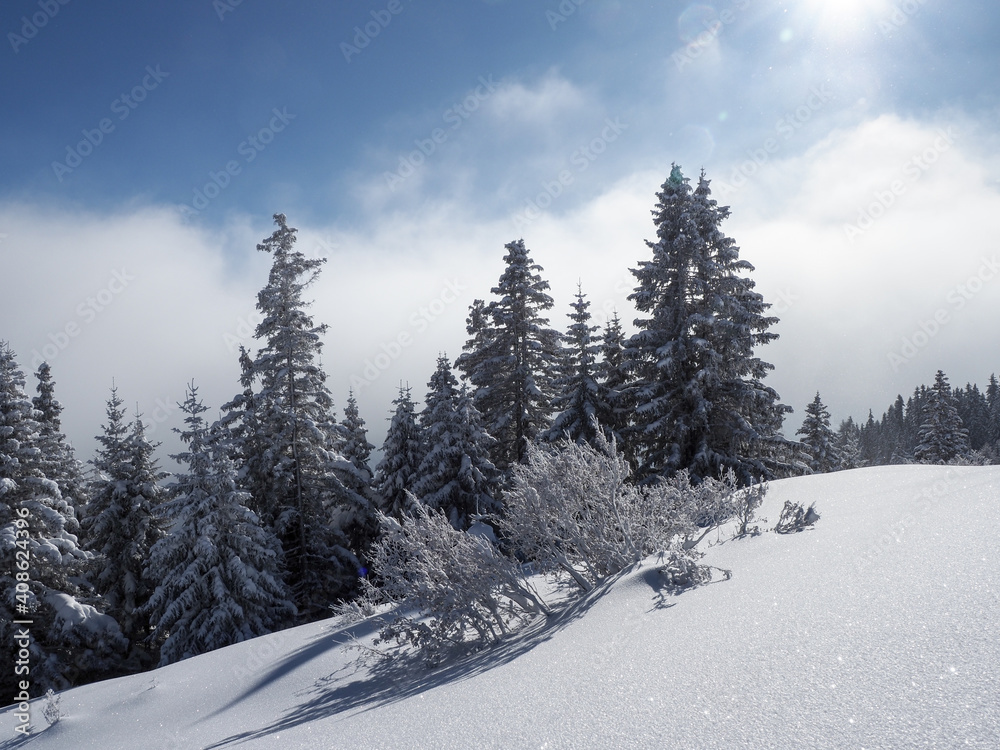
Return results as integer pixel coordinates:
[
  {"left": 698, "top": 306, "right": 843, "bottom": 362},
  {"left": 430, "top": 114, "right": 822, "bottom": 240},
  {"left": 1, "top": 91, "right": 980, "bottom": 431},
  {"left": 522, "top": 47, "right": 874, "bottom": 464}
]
[{"left": 799, "top": 0, "right": 891, "bottom": 37}]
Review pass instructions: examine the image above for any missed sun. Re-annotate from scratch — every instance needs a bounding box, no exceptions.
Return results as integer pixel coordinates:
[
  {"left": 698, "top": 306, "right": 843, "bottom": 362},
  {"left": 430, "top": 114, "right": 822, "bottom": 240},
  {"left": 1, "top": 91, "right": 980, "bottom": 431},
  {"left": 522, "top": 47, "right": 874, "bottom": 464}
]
[{"left": 796, "top": 0, "right": 891, "bottom": 37}]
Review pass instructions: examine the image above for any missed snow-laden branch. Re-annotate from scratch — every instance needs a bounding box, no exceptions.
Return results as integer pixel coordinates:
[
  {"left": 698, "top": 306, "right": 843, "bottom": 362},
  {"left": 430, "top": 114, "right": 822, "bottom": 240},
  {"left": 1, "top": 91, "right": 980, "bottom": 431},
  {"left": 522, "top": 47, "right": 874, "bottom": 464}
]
[
  {"left": 346, "top": 500, "right": 549, "bottom": 664},
  {"left": 500, "top": 430, "right": 745, "bottom": 592}
]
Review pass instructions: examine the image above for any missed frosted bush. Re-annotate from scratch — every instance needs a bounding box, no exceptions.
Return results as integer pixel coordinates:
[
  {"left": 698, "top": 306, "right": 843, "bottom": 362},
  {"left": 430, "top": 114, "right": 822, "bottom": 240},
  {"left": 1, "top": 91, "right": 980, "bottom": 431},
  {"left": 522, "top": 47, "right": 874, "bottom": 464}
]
[
  {"left": 348, "top": 501, "right": 548, "bottom": 664},
  {"left": 774, "top": 500, "right": 820, "bottom": 534},
  {"left": 42, "top": 689, "right": 61, "bottom": 726},
  {"left": 501, "top": 432, "right": 741, "bottom": 592}
]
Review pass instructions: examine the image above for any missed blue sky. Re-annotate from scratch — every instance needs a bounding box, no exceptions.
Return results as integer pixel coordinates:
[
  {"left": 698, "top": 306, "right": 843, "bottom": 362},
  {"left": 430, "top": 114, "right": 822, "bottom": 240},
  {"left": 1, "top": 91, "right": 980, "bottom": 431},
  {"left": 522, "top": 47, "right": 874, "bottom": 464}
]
[{"left": 3, "top": 0, "right": 1000, "bottom": 459}]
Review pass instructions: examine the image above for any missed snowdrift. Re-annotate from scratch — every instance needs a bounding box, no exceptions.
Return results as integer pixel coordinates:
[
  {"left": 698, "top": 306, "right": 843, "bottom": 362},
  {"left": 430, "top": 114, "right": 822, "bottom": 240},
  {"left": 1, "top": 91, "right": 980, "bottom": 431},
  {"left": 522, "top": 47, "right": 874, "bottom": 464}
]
[{"left": 3, "top": 465, "right": 999, "bottom": 749}]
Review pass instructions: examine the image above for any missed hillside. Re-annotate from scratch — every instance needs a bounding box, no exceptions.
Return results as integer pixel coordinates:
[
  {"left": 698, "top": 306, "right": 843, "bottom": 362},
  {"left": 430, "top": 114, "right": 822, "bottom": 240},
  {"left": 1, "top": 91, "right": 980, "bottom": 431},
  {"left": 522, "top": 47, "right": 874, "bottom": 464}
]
[{"left": 3, "top": 465, "right": 999, "bottom": 749}]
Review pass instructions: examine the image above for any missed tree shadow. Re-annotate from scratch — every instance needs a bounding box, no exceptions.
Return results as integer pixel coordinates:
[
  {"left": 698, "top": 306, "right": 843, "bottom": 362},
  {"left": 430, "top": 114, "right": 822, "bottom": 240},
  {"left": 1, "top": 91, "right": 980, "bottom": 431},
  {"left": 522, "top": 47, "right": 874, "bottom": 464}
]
[
  {"left": 203, "top": 576, "right": 616, "bottom": 749},
  {"left": 642, "top": 562, "right": 732, "bottom": 612}
]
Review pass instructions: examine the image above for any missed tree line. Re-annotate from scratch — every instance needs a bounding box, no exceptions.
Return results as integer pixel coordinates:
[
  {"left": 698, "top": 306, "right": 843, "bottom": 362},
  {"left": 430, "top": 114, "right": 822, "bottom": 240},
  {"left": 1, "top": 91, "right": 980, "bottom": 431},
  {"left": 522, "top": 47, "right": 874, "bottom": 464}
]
[{"left": 0, "top": 165, "right": 982, "bottom": 698}]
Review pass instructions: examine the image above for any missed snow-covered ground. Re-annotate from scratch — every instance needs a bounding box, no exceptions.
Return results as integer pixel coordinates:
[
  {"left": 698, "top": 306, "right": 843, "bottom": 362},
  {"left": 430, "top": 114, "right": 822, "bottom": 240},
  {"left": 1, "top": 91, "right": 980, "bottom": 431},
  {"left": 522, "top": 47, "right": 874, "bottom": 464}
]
[{"left": 3, "top": 465, "right": 999, "bottom": 749}]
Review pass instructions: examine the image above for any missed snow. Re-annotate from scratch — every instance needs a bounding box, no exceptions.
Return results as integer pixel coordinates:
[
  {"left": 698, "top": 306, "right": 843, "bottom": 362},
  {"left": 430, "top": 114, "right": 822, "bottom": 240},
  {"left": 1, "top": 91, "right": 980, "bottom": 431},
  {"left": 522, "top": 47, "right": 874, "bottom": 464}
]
[
  {"left": 43, "top": 592, "right": 123, "bottom": 639},
  {"left": 4, "top": 465, "right": 999, "bottom": 748}
]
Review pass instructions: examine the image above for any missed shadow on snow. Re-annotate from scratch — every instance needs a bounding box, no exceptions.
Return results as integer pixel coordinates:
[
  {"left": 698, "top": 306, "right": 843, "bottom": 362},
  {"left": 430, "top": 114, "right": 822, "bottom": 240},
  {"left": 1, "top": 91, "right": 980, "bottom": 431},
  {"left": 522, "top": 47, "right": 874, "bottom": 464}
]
[{"left": 203, "top": 569, "right": 649, "bottom": 748}]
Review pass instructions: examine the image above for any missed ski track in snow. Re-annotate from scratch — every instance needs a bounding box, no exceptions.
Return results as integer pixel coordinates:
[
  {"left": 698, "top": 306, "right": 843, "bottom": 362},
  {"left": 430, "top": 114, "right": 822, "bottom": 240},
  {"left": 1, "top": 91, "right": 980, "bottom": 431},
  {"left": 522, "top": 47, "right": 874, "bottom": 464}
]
[{"left": 2, "top": 465, "right": 998, "bottom": 749}]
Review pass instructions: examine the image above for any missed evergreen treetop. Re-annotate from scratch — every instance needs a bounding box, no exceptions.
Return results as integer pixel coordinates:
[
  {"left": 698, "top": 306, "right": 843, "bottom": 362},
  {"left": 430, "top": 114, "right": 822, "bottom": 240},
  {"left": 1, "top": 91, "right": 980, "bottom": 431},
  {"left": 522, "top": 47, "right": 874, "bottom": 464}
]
[
  {"left": 796, "top": 392, "right": 841, "bottom": 473},
  {"left": 455, "top": 239, "right": 562, "bottom": 468},
  {"left": 915, "top": 370, "right": 969, "bottom": 464},
  {"left": 145, "top": 383, "right": 295, "bottom": 666},
  {"left": 624, "top": 166, "right": 790, "bottom": 484}
]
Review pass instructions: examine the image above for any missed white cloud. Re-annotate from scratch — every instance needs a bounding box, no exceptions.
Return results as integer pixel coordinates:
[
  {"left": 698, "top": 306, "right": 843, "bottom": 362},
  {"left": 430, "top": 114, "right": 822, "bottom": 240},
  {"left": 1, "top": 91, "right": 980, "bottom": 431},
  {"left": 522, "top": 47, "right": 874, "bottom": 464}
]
[
  {"left": 483, "top": 69, "right": 591, "bottom": 127},
  {"left": 3, "top": 112, "right": 998, "bottom": 464},
  {"left": 726, "top": 114, "right": 1000, "bottom": 424}
]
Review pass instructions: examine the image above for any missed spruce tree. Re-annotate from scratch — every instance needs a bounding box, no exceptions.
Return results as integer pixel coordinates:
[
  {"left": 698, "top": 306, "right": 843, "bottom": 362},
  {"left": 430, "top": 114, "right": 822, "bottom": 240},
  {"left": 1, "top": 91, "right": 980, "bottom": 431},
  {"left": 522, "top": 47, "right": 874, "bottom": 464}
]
[
  {"left": 543, "top": 284, "right": 610, "bottom": 447},
  {"left": 987, "top": 374, "right": 1000, "bottom": 448},
  {"left": 342, "top": 389, "right": 375, "bottom": 477},
  {"left": 796, "top": 392, "right": 840, "bottom": 473},
  {"left": 881, "top": 395, "right": 909, "bottom": 464},
  {"left": 915, "top": 370, "right": 970, "bottom": 464},
  {"left": 835, "top": 417, "right": 862, "bottom": 470},
  {"left": 144, "top": 384, "right": 295, "bottom": 665},
  {"left": 858, "top": 410, "right": 880, "bottom": 466},
  {"left": 373, "top": 385, "right": 423, "bottom": 521},
  {"left": 623, "top": 166, "right": 790, "bottom": 484},
  {"left": 597, "top": 311, "right": 632, "bottom": 454},
  {"left": 953, "top": 383, "right": 990, "bottom": 451},
  {"left": 900, "top": 390, "right": 925, "bottom": 462},
  {"left": 413, "top": 356, "right": 501, "bottom": 529},
  {"left": 219, "top": 346, "right": 269, "bottom": 522},
  {"left": 455, "top": 239, "right": 562, "bottom": 468},
  {"left": 1, "top": 343, "right": 123, "bottom": 696},
  {"left": 32, "top": 362, "right": 88, "bottom": 532},
  {"left": 332, "top": 388, "right": 380, "bottom": 561},
  {"left": 233, "top": 213, "right": 373, "bottom": 616},
  {"left": 84, "top": 389, "right": 166, "bottom": 655}
]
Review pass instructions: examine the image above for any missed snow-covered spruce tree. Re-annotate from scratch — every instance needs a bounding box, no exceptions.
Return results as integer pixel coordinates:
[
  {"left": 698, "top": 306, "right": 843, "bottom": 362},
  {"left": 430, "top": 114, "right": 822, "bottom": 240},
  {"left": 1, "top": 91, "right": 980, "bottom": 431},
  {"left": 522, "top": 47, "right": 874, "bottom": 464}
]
[
  {"left": 835, "top": 417, "right": 862, "bottom": 470},
  {"left": 542, "top": 284, "right": 612, "bottom": 448},
  {"left": 796, "top": 392, "right": 841, "bottom": 473},
  {"left": 235, "top": 213, "right": 374, "bottom": 617},
  {"left": 32, "top": 362, "right": 88, "bottom": 533},
  {"left": 987, "top": 374, "right": 1000, "bottom": 449},
  {"left": 144, "top": 384, "right": 295, "bottom": 666},
  {"left": 870, "top": 395, "right": 908, "bottom": 465},
  {"left": 412, "top": 356, "right": 502, "bottom": 530},
  {"left": 858, "top": 410, "right": 880, "bottom": 466},
  {"left": 455, "top": 240, "right": 562, "bottom": 469},
  {"left": 597, "top": 311, "right": 633, "bottom": 461},
  {"left": 0, "top": 343, "right": 124, "bottom": 697},
  {"left": 953, "top": 382, "right": 991, "bottom": 451},
  {"left": 331, "top": 388, "right": 380, "bottom": 556},
  {"left": 219, "top": 346, "right": 268, "bottom": 521},
  {"left": 342, "top": 389, "right": 375, "bottom": 478},
  {"left": 83, "top": 388, "right": 166, "bottom": 657},
  {"left": 374, "top": 385, "right": 424, "bottom": 521},
  {"left": 899, "top": 389, "right": 925, "bottom": 462},
  {"left": 915, "top": 370, "right": 970, "bottom": 464},
  {"left": 623, "top": 166, "right": 791, "bottom": 485}
]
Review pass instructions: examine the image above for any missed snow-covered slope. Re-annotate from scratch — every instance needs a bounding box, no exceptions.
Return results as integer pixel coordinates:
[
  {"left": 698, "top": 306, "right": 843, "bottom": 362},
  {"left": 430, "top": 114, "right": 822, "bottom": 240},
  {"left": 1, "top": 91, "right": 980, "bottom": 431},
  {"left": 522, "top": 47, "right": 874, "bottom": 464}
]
[{"left": 4, "top": 465, "right": 999, "bottom": 749}]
